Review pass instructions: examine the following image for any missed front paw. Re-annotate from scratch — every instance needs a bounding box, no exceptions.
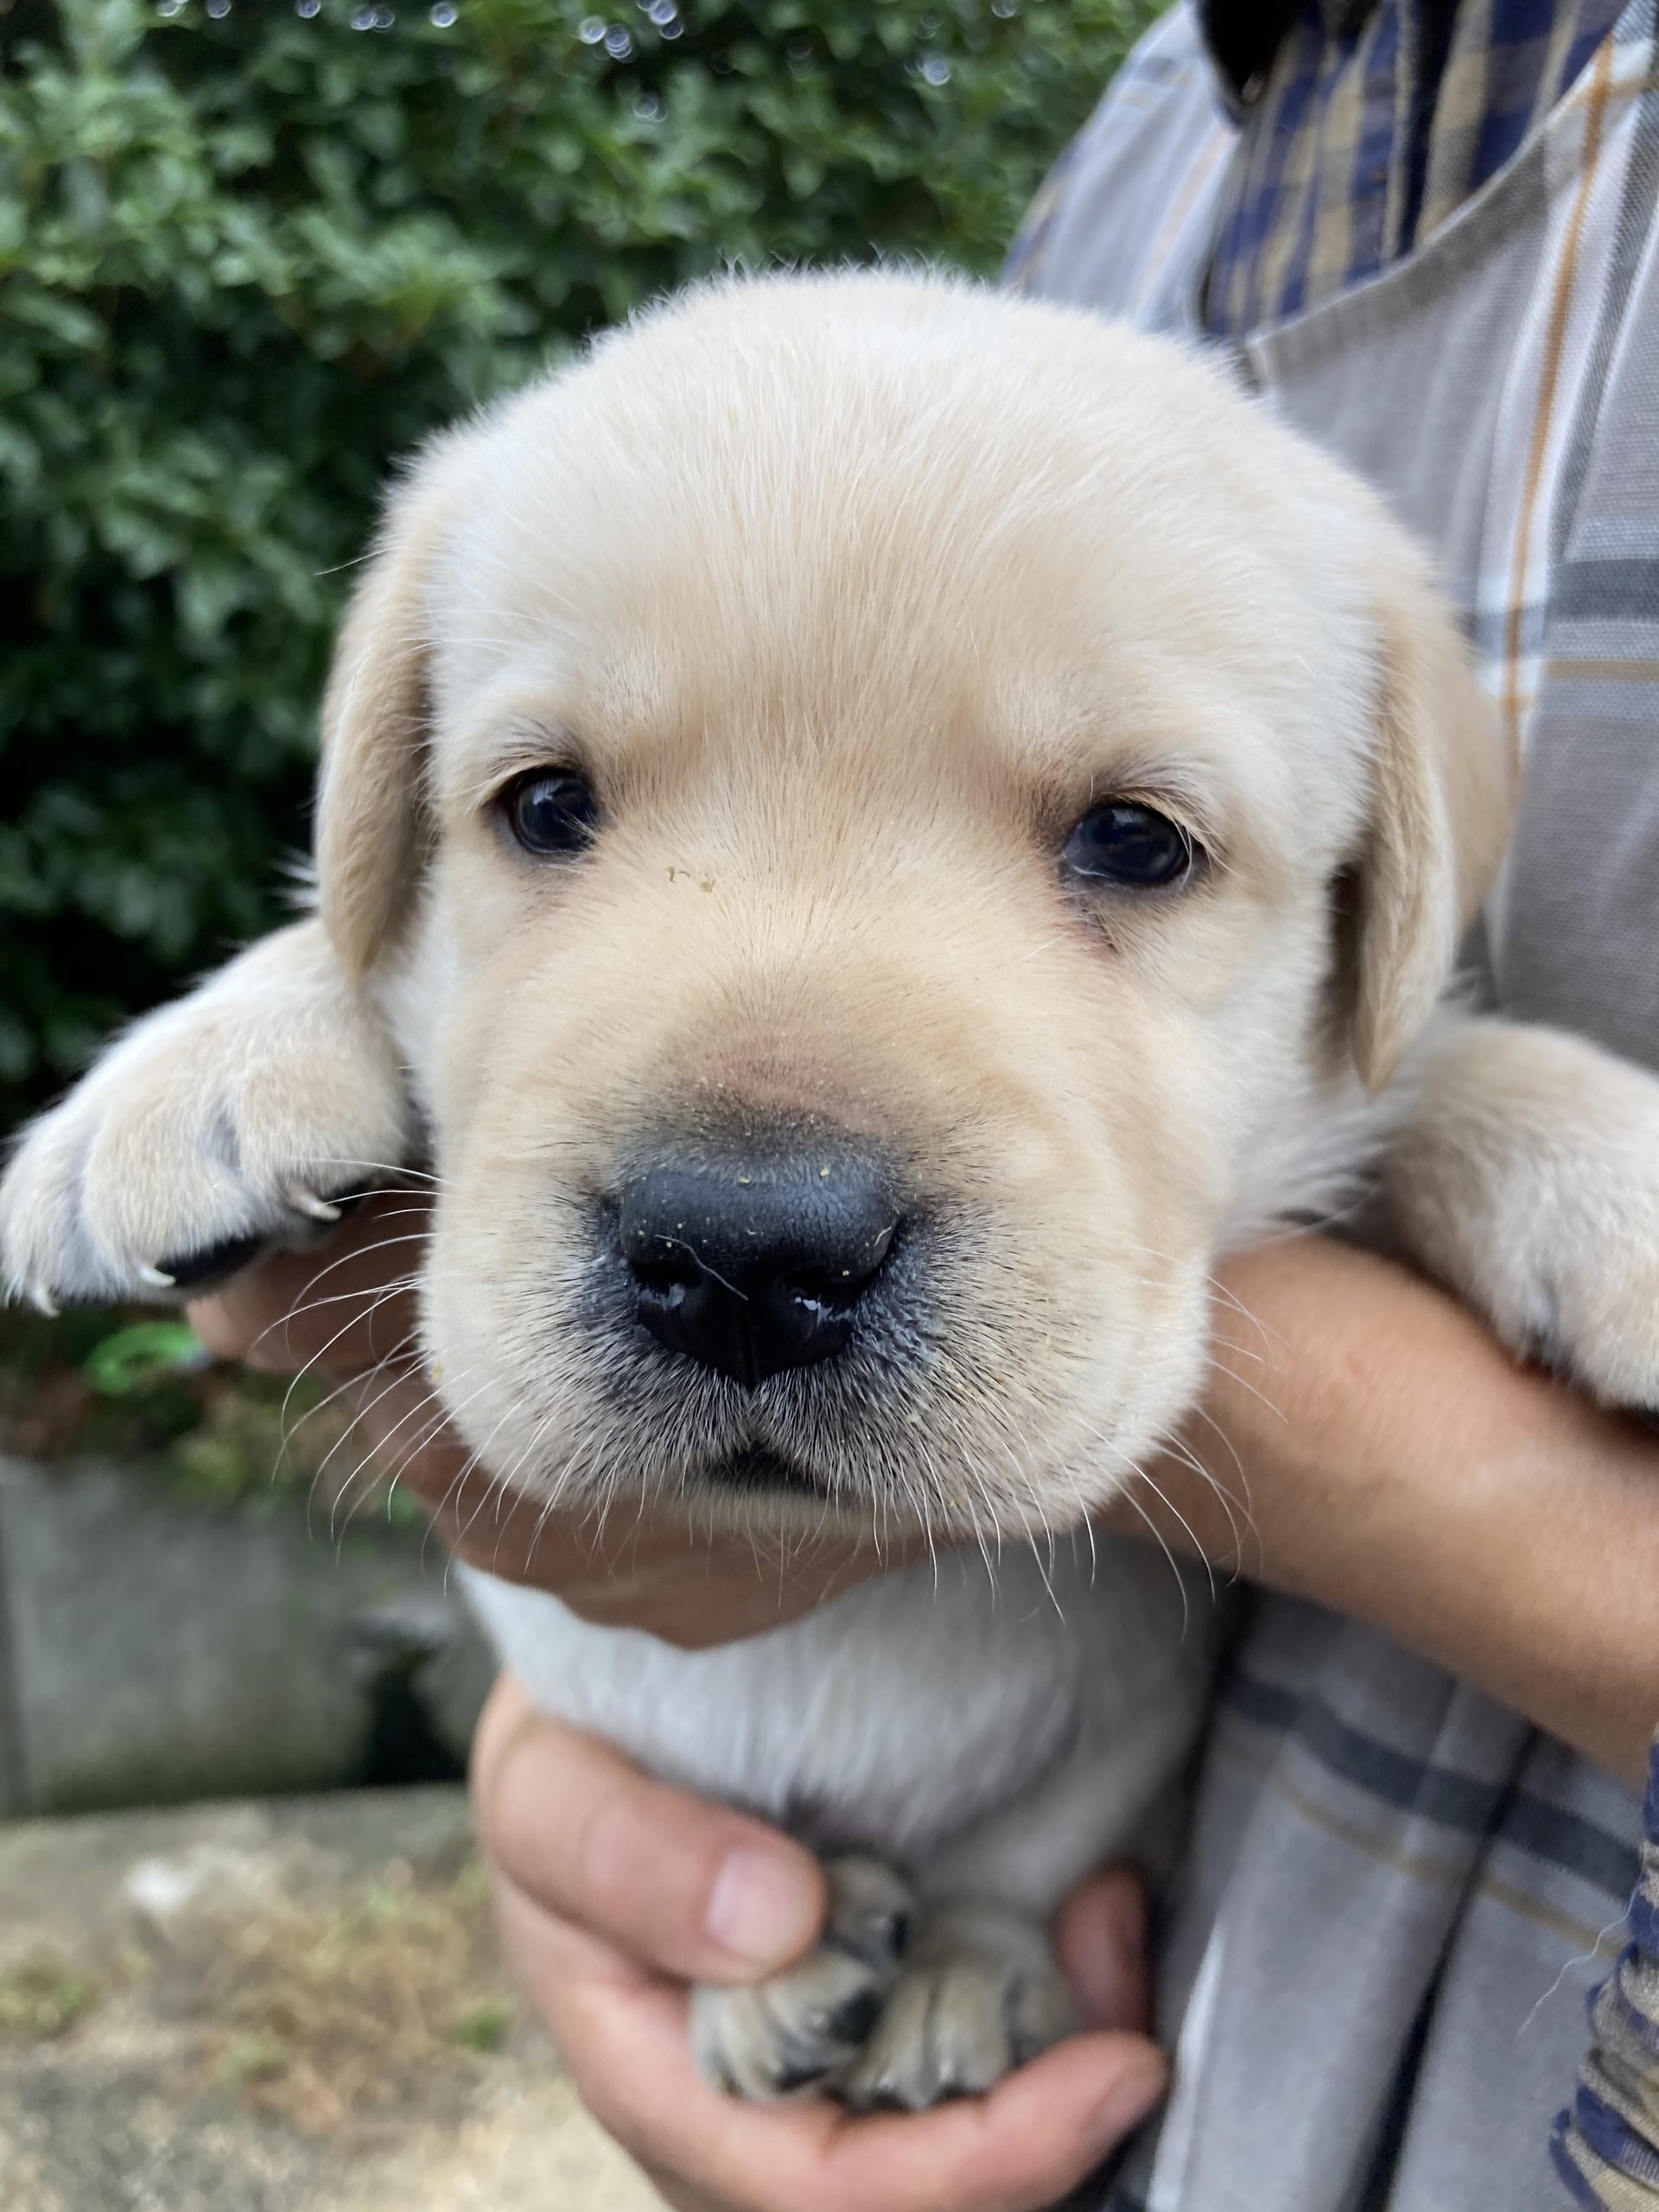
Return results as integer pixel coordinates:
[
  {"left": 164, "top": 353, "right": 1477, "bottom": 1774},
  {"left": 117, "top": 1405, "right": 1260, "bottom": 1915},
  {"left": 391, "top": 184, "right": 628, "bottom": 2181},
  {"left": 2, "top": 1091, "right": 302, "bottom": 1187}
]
[
  {"left": 1387, "top": 1020, "right": 1659, "bottom": 1411},
  {"left": 842, "top": 1898, "right": 1076, "bottom": 2112},
  {"left": 0, "top": 923, "right": 411, "bottom": 1311},
  {"left": 690, "top": 1856, "right": 910, "bottom": 2101}
]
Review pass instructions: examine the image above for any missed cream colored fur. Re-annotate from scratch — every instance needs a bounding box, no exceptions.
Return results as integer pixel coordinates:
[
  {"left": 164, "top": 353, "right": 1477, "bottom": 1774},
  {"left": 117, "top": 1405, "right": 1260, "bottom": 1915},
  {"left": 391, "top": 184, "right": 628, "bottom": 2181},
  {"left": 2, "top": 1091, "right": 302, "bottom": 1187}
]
[{"left": 6, "top": 272, "right": 1657, "bottom": 2107}]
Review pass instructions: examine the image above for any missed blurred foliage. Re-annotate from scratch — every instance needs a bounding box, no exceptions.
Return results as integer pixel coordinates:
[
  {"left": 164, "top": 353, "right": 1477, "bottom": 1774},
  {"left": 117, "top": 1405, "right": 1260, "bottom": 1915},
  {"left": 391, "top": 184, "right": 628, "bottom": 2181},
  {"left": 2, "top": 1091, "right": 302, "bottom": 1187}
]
[
  {"left": 79, "top": 1314, "right": 205, "bottom": 1394},
  {"left": 0, "top": 1953, "right": 99, "bottom": 2041},
  {"left": 0, "top": 1297, "right": 371, "bottom": 1506},
  {"left": 0, "top": 0, "right": 1156, "bottom": 1135}
]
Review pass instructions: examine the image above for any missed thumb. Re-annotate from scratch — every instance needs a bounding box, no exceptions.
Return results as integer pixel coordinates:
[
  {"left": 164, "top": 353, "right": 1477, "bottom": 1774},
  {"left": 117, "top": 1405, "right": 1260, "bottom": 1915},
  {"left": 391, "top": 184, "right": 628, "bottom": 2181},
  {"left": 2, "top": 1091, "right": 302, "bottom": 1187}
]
[{"left": 471, "top": 1673, "right": 826, "bottom": 1986}]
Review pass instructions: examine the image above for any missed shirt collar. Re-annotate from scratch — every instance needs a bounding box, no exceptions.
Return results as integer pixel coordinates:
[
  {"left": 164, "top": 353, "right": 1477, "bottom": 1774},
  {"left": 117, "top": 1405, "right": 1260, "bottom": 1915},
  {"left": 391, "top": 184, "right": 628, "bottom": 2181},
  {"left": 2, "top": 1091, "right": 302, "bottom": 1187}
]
[{"left": 1198, "top": 0, "right": 1384, "bottom": 106}]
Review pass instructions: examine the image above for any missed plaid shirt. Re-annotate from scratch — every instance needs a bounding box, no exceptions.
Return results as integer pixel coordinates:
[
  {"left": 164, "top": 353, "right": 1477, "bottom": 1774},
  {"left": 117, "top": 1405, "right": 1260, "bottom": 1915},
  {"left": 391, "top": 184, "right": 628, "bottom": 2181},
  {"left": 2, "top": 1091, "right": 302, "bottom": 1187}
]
[
  {"left": 1007, "top": 3, "right": 1659, "bottom": 2205},
  {"left": 1203, "top": 0, "right": 1625, "bottom": 330},
  {"left": 1554, "top": 1741, "right": 1659, "bottom": 2206}
]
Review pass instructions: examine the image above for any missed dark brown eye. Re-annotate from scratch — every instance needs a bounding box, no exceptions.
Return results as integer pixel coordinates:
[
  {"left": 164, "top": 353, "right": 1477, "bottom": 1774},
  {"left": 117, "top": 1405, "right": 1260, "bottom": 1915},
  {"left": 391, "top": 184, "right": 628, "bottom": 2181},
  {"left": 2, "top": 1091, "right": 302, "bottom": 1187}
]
[
  {"left": 1063, "top": 802, "right": 1198, "bottom": 889},
  {"left": 503, "top": 770, "right": 599, "bottom": 857}
]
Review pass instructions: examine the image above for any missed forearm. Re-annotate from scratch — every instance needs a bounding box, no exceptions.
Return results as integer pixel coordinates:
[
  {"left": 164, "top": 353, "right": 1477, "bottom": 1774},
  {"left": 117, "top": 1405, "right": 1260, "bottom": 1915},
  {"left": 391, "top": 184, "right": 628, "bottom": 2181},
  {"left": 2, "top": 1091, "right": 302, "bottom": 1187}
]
[
  {"left": 1128, "top": 1238, "right": 1659, "bottom": 1784},
  {"left": 194, "top": 1205, "right": 1659, "bottom": 1774}
]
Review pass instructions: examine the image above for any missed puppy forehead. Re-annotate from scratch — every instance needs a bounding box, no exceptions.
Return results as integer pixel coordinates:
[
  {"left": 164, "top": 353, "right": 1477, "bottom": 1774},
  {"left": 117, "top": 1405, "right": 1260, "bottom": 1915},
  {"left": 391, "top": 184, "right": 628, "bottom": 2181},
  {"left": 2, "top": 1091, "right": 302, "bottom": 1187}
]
[
  {"left": 428, "top": 282, "right": 1376, "bottom": 831},
  {"left": 433, "top": 621, "right": 1307, "bottom": 845}
]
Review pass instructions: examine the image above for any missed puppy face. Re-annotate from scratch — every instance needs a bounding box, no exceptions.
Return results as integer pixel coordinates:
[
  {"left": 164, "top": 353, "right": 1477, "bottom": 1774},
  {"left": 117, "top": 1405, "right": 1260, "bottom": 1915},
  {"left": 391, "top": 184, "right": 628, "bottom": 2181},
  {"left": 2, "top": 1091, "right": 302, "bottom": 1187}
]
[{"left": 319, "top": 275, "right": 1509, "bottom": 1541}]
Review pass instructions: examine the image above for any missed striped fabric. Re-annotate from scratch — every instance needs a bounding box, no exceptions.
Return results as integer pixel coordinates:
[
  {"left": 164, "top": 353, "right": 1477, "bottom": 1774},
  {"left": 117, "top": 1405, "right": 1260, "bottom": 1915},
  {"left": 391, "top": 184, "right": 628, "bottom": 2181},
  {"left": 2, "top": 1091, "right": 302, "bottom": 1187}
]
[
  {"left": 1554, "top": 1739, "right": 1659, "bottom": 2205},
  {"left": 1007, "top": 3, "right": 1659, "bottom": 2205},
  {"left": 1202, "top": 0, "right": 1625, "bottom": 334}
]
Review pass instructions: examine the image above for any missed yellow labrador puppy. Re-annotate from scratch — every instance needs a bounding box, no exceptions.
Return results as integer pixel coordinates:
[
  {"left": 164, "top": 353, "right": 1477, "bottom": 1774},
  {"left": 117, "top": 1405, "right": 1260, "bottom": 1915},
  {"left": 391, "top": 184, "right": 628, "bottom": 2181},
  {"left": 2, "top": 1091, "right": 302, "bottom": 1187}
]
[{"left": 6, "top": 274, "right": 1658, "bottom": 2108}]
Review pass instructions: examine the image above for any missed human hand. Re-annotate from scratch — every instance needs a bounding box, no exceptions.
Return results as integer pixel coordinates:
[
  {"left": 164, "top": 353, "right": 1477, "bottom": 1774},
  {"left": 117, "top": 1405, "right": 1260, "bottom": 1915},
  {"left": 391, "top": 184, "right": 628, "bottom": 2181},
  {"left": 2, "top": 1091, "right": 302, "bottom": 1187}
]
[
  {"left": 469, "top": 1674, "right": 1166, "bottom": 2212},
  {"left": 177, "top": 1190, "right": 1400, "bottom": 1645},
  {"left": 189, "top": 1190, "right": 926, "bottom": 1646},
  {"left": 175, "top": 1191, "right": 1440, "bottom": 1649},
  {"left": 195, "top": 1199, "right": 1170, "bottom": 2210},
  {"left": 194, "top": 1192, "right": 1659, "bottom": 1776}
]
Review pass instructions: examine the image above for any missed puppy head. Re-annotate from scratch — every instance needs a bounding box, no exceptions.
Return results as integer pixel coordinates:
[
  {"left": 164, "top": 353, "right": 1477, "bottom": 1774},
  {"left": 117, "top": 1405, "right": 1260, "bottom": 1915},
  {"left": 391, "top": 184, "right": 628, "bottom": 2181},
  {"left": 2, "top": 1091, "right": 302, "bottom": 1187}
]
[{"left": 316, "top": 274, "right": 1510, "bottom": 1541}]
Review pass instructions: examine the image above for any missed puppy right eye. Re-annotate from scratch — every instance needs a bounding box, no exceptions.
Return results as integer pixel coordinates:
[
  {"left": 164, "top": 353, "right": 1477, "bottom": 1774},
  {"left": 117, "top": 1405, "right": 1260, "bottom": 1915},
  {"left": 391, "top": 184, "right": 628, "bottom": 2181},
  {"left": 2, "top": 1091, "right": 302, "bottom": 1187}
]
[{"left": 502, "top": 770, "right": 599, "bottom": 857}]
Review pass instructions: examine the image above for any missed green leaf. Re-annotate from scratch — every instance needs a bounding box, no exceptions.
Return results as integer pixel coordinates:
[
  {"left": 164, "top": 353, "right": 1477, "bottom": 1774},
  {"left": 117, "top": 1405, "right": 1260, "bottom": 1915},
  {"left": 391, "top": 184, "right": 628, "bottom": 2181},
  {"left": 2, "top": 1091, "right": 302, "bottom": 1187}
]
[{"left": 83, "top": 1321, "right": 208, "bottom": 1398}]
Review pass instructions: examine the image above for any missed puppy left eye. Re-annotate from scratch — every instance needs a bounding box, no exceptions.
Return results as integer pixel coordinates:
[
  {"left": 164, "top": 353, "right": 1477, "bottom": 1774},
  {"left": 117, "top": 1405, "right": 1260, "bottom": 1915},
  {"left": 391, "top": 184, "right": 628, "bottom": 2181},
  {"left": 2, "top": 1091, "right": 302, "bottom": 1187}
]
[
  {"left": 503, "top": 769, "right": 599, "bottom": 857},
  {"left": 1062, "top": 802, "right": 1199, "bottom": 889}
]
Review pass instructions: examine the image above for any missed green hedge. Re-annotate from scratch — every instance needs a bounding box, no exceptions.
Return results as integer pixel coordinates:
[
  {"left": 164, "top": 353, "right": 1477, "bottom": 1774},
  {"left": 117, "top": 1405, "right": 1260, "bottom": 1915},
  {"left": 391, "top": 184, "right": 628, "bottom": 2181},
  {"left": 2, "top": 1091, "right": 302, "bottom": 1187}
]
[{"left": 0, "top": 0, "right": 1154, "bottom": 1129}]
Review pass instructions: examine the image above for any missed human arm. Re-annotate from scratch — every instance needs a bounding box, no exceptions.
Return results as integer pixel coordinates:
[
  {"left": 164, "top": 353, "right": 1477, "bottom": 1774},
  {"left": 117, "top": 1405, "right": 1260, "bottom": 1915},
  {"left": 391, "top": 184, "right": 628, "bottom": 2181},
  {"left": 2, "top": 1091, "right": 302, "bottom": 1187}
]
[
  {"left": 193, "top": 1197, "right": 1659, "bottom": 1780},
  {"left": 191, "top": 1203, "right": 1658, "bottom": 2209},
  {"left": 1135, "top": 1233, "right": 1659, "bottom": 1788}
]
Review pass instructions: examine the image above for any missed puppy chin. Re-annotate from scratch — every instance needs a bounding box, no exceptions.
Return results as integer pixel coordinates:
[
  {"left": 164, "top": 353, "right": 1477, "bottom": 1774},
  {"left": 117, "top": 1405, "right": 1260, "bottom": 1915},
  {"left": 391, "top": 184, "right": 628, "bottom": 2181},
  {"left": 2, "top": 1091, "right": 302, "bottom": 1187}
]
[
  {"left": 425, "top": 1227, "right": 1214, "bottom": 1548},
  {"left": 702, "top": 1444, "right": 826, "bottom": 1496}
]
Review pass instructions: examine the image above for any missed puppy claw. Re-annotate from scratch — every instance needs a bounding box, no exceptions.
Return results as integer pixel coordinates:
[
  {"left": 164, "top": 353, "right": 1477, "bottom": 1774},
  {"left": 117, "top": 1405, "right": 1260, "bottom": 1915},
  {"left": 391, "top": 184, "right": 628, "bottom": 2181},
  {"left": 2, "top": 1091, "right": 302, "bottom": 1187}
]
[
  {"left": 1387, "top": 1018, "right": 1659, "bottom": 1414},
  {"left": 691, "top": 1855, "right": 911, "bottom": 2101},
  {"left": 692, "top": 1873, "right": 1072, "bottom": 2112},
  {"left": 842, "top": 1899, "right": 1076, "bottom": 2114},
  {"left": 0, "top": 920, "right": 410, "bottom": 1313},
  {"left": 284, "top": 1184, "right": 342, "bottom": 1224}
]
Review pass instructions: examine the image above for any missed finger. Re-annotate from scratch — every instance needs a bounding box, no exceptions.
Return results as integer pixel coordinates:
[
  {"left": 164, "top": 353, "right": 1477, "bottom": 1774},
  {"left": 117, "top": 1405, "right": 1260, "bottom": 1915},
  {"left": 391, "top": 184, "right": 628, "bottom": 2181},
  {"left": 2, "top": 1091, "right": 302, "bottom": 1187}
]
[
  {"left": 348, "top": 1372, "right": 620, "bottom": 1596},
  {"left": 188, "top": 1190, "right": 430, "bottom": 1375},
  {"left": 340, "top": 1365, "right": 489, "bottom": 1531},
  {"left": 1054, "top": 1869, "right": 1154, "bottom": 2034},
  {"left": 473, "top": 1677, "right": 825, "bottom": 1983},
  {"left": 353, "top": 1382, "right": 742, "bottom": 1612},
  {"left": 340, "top": 1360, "right": 905, "bottom": 1639},
  {"left": 632, "top": 2164, "right": 739, "bottom": 2212},
  {"left": 498, "top": 1878, "right": 1166, "bottom": 2212}
]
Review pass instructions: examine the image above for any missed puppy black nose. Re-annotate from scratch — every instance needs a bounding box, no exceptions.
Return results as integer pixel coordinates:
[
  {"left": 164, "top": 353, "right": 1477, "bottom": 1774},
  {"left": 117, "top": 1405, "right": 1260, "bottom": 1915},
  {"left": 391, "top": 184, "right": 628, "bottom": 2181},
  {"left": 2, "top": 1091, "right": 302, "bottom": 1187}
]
[{"left": 617, "top": 1137, "right": 902, "bottom": 1388}]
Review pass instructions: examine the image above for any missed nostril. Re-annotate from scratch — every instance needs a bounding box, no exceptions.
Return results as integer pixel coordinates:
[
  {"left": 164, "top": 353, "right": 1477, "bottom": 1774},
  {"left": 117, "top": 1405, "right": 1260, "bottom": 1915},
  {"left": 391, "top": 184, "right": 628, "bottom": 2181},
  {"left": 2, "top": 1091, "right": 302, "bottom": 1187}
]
[
  {"left": 614, "top": 1136, "right": 904, "bottom": 1387},
  {"left": 778, "top": 1221, "right": 899, "bottom": 1310},
  {"left": 628, "top": 1249, "right": 703, "bottom": 1296},
  {"left": 779, "top": 1272, "right": 854, "bottom": 1306}
]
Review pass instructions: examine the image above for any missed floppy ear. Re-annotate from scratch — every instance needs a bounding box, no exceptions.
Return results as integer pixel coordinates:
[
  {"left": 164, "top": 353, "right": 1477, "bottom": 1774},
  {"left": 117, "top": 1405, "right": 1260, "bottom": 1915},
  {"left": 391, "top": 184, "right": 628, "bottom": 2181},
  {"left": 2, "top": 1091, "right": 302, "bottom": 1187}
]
[
  {"left": 315, "top": 446, "right": 460, "bottom": 981},
  {"left": 1350, "top": 551, "right": 1516, "bottom": 1090}
]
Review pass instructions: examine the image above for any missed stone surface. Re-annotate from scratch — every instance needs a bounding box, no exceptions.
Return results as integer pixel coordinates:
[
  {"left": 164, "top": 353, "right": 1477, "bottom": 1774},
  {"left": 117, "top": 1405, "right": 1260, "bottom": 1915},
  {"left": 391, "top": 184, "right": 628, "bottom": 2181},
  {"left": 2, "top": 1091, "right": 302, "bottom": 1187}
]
[
  {"left": 0, "top": 1787, "right": 661, "bottom": 2212},
  {"left": 0, "top": 1458, "right": 495, "bottom": 1816}
]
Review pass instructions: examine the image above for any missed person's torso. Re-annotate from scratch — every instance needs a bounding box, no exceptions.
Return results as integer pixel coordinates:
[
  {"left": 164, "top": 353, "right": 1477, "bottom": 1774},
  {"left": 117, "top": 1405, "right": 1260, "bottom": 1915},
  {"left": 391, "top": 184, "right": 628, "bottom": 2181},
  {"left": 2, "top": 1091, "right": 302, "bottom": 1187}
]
[{"left": 1014, "top": 9, "right": 1657, "bottom": 2205}]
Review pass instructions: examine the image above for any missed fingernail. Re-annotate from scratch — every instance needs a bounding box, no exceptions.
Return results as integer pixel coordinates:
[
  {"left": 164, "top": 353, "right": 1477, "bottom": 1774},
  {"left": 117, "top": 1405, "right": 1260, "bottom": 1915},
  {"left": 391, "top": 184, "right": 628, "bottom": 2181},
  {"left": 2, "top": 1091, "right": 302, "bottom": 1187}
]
[
  {"left": 705, "top": 1845, "right": 821, "bottom": 1968},
  {"left": 1088, "top": 2056, "right": 1166, "bottom": 2148}
]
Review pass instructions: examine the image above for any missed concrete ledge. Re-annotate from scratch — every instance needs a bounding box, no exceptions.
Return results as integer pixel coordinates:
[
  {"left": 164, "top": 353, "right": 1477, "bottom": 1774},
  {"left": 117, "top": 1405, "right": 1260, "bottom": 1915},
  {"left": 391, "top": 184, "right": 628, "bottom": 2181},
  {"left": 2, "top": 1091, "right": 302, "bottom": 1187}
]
[{"left": 0, "top": 1457, "right": 495, "bottom": 1816}]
